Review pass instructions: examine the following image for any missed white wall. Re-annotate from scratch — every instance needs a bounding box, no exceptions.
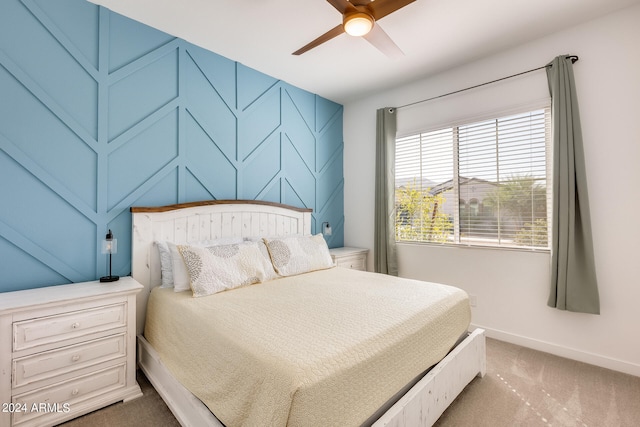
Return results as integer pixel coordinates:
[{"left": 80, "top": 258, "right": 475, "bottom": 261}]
[{"left": 343, "top": 3, "right": 640, "bottom": 376}]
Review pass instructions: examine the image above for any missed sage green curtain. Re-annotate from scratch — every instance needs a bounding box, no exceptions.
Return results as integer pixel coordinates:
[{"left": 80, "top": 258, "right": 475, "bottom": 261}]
[
  {"left": 546, "top": 56, "right": 599, "bottom": 314},
  {"left": 374, "top": 107, "right": 398, "bottom": 275}
]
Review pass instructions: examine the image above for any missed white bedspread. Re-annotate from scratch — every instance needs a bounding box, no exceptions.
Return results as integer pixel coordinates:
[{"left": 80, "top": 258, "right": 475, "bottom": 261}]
[{"left": 144, "top": 267, "right": 470, "bottom": 427}]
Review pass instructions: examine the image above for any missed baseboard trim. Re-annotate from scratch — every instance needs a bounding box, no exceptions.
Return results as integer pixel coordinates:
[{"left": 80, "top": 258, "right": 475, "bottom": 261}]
[{"left": 471, "top": 323, "right": 640, "bottom": 377}]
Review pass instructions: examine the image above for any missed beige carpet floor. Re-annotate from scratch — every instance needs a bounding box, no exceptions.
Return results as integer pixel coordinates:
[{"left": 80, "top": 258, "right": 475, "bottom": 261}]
[
  {"left": 58, "top": 371, "right": 180, "bottom": 427},
  {"left": 435, "top": 338, "right": 640, "bottom": 427},
  {"left": 58, "top": 338, "right": 640, "bottom": 426}
]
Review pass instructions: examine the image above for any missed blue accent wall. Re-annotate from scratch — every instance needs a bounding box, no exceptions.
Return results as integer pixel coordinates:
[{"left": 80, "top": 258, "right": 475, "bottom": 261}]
[{"left": 0, "top": 0, "right": 344, "bottom": 292}]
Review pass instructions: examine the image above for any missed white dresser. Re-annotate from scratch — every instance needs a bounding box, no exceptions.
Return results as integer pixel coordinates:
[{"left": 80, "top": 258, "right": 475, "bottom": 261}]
[
  {"left": 0, "top": 277, "right": 143, "bottom": 427},
  {"left": 329, "top": 247, "right": 369, "bottom": 271}
]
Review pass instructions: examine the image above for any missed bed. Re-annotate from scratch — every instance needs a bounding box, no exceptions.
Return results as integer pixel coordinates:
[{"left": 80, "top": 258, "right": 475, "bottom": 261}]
[{"left": 131, "top": 200, "right": 486, "bottom": 427}]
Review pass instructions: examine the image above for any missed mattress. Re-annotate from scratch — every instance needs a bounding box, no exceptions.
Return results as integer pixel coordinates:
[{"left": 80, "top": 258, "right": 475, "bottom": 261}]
[{"left": 144, "top": 267, "right": 471, "bottom": 427}]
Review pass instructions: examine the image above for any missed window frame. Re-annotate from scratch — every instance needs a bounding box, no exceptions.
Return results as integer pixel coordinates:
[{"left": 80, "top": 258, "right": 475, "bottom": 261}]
[{"left": 394, "top": 101, "right": 552, "bottom": 252}]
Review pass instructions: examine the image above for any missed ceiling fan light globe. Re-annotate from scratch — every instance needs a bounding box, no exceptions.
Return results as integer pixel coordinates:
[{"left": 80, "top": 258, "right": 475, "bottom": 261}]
[{"left": 343, "top": 12, "right": 374, "bottom": 37}]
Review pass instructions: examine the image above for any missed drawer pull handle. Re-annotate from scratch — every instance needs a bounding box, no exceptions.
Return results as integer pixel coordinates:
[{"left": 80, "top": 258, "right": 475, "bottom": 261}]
[
  {"left": 71, "top": 354, "right": 81, "bottom": 362},
  {"left": 71, "top": 388, "right": 79, "bottom": 396},
  {"left": 71, "top": 322, "right": 80, "bottom": 329}
]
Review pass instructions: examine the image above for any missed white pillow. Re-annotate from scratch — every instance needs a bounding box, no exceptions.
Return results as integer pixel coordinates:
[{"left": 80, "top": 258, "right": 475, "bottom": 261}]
[
  {"left": 155, "top": 241, "right": 174, "bottom": 288},
  {"left": 168, "top": 242, "right": 191, "bottom": 292},
  {"left": 264, "top": 234, "right": 334, "bottom": 277},
  {"left": 177, "top": 241, "right": 272, "bottom": 297}
]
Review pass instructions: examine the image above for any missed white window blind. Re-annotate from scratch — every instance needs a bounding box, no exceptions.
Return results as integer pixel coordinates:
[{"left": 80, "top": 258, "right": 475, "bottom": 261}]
[{"left": 395, "top": 107, "right": 551, "bottom": 249}]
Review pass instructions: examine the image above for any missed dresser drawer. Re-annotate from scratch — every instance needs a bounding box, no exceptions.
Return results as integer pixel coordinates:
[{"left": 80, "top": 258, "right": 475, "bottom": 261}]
[
  {"left": 12, "top": 334, "right": 126, "bottom": 388},
  {"left": 11, "top": 364, "right": 126, "bottom": 426},
  {"left": 13, "top": 303, "right": 126, "bottom": 352}
]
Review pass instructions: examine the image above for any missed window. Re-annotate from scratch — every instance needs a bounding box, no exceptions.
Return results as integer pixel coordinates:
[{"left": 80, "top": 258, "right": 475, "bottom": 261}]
[{"left": 395, "top": 107, "right": 551, "bottom": 249}]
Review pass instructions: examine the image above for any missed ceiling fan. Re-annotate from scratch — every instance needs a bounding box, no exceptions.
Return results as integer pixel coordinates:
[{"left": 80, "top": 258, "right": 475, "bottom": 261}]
[{"left": 292, "top": 0, "right": 416, "bottom": 58}]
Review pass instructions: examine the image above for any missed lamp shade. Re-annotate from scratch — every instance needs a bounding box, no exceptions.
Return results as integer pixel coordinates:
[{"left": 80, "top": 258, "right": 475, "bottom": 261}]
[
  {"left": 343, "top": 12, "right": 374, "bottom": 37},
  {"left": 322, "top": 222, "right": 332, "bottom": 236},
  {"left": 101, "top": 229, "right": 117, "bottom": 254}
]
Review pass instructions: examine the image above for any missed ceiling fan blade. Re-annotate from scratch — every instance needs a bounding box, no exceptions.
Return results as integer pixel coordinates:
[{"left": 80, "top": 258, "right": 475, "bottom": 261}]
[
  {"left": 362, "top": 23, "right": 404, "bottom": 59},
  {"left": 369, "top": 0, "right": 416, "bottom": 20},
  {"left": 292, "top": 24, "right": 345, "bottom": 55},
  {"left": 326, "top": 0, "right": 358, "bottom": 14}
]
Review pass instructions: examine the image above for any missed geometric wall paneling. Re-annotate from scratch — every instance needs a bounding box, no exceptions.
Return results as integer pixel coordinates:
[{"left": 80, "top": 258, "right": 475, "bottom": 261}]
[
  {"left": 241, "top": 133, "right": 281, "bottom": 201},
  {"left": 0, "top": 130, "right": 98, "bottom": 235},
  {"left": 281, "top": 135, "right": 316, "bottom": 210},
  {"left": 0, "top": 235, "right": 68, "bottom": 293},
  {"left": 0, "top": 63, "right": 98, "bottom": 210},
  {"left": 315, "top": 147, "right": 345, "bottom": 249},
  {"left": 316, "top": 186, "right": 345, "bottom": 249},
  {"left": 279, "top": 83, "right": 345, "bottom": 243},
  {"left": 184, "top": 169, "right": 217, "bottom": 203},
  {"left": 107, "top": 8, "right": 175, "bottom": 74},
  {"left": 317, "top": 149, "right": 344, "bottom": 213},
  {"left": 237, "top": 63, "right": 279, "bottom": 111},
  {"left": 107, "top": 109, "right": 180, "bottom": 211},
  {"left": 0, "top": 0, "right": 343, "bottom": 293},
  {"left": 317, "top": 107, "right": 344, "bottom": 171},
  {"left": 282, "top": 179, "right": 308, "bottom": 222},
  {"left": 184, "top": 112, "right": 237, "bottom": 199},
  {"left": 184, "top": 163, "right": 238, "bottom": 201},
  {"left": 261, "top": 183, "right": 282, "bottom": 205},
  {"left": 1, "top": 0, "right": 99, "bottom": 140},
  {"left": 107, "top": 46, "right": 179, "bottom": 141},
  {"left": 283, "top": 84, "right": 318, "bottom": 131},
  {"left": 0, "top": 47, "right": 98, "bottom": 155},
  {"left": 184, "top": 45, "right": 237, "bottom": 111},
  {"left": 106, "top": 156, "right": 182, "bottom": 225},
  {"left": 33, "top": 0, "right": 101, "bottom": 70},
  {"left": 281, "top": 88, "right": 316, "bottom": 168},
  {"left": 315, "top": 100, "right": 343, "bottom": 242},
  {"left": 316, "top": 96, "right": 343, "bottom": 135},
  {"left": 0, "top": 149, "right": 97, "bottom": 285},
  {"left": 184, "top": 52, "right": 237, "bottom": 161},
  {"left": 238, "top": 86, "right": 281, "bottom": 162},
  {"left": 131, "top": 168, "right": 180, "bottom": 210}
]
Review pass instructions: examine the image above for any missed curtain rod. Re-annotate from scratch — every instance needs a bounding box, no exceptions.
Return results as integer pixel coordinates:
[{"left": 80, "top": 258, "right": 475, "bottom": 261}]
[{"left": 397, "top": 55, "right": 578, "bottom": 110}]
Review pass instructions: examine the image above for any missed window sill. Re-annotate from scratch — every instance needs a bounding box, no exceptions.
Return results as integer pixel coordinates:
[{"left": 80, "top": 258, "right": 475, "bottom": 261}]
[{"left": 396, "top": 240, "right": 551, "bottom": 255}]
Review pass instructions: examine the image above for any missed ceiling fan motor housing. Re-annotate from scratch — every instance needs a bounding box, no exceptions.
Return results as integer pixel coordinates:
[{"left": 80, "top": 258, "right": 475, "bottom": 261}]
[{"left": 343, "top": 10, "right": 375, "bottom": 36}]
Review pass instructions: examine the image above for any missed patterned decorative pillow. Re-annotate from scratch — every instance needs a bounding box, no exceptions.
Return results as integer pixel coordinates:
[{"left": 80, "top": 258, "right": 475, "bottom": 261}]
[
  {"left": 264, "top": 234, "right": 334, "bottom": 277},
  {"left": 168, "top": 238, "right": 244, "bottom": 292},
  {"left": 177, "top": 241, "right": 272, "bottom": 297}
]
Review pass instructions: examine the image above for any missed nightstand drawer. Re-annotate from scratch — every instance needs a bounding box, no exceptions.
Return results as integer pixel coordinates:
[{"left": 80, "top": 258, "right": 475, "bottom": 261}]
[
  {"left": 12, "top": 364, "right": 126, "bottom": 426},
  {"left": 13, "top": 303, "right": 126, "bottom": 352},
  {"left": 335, "top": 256, "right": 366, "bottom": 270},
  {"left": 330, "top": 247, "right": 369, "bottom": 271},
  {"left": 13, "top": 334, "right": 126, "bottom": 388}
]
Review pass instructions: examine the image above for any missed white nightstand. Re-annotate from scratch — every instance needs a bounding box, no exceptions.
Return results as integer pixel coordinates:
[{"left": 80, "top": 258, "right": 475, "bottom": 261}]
[
  {"left": 329, "top": 247, "right": 369, "bottom": 271},
  {"left": 0, "top": 277, "right": 143, "bottom": 427}
]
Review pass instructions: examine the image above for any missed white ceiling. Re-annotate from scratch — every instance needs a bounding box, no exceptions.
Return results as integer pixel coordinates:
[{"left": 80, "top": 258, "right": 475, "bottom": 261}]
[{"left": 88, "top": 0, "right": 639, "bottom": 104}]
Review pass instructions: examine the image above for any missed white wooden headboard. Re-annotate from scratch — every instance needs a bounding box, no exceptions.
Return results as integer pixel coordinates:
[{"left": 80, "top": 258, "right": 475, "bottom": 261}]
[{"left": 130, "top": 200, "right": 313, "bottom": 334}]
